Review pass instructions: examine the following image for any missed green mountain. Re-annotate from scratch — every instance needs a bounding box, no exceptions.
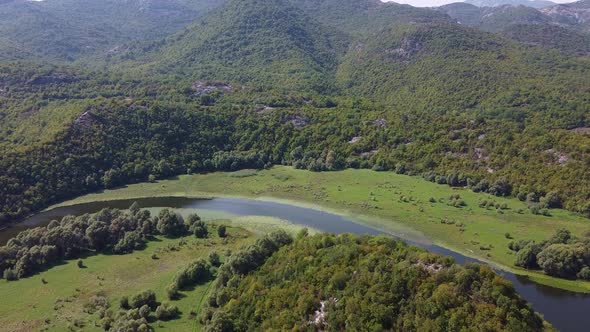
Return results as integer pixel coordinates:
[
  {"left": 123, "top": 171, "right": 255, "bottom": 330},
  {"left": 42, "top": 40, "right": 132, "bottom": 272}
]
[
  {"left": 0, "top": 0, "right": 589, "bottom": 229},
  {"left": 0, "top": 0, "right": 224, "bottom": 61},
  {"left": 115, "top": 0, "right": 348, "bottom": 92},
  {"left": 292, "top": 0, "right": 452, "bottom": 35}
]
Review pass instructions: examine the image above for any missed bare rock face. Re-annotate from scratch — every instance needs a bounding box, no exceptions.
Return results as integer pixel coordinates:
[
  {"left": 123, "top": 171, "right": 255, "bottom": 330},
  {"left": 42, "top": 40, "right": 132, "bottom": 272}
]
[
  {"left": 541, "top": 1, "right": 590, "bottom": 31},
  {"left": 386, "top": 35, "right": 423, "bottom": 60},
  {"left": 190, "top": 81, "right": 233, "bottom": 96},
  {"left": 73, "top": 111, "right": 97, "bottom": 128},
  {"left": 284, "top": 114, "right": 310, "bottom": 128}
]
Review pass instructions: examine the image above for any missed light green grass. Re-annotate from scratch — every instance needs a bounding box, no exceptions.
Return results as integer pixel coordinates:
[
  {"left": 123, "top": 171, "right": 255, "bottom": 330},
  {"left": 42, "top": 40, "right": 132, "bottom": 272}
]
[
  {"left": 0, "top": 215, "right": 302, "bottom": 332},
  {"left": 52, "top": 166, "right": 590, "bottom": 292}
]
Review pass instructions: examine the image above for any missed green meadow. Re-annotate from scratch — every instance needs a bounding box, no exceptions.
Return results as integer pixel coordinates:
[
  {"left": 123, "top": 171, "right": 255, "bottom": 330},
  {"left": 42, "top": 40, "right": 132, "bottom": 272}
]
[
  {"left": 53, "top": 166, "right": 590, "bottom": 292},
  {"left": 0, "top": 216, "right": 303, "bottom": 332}
]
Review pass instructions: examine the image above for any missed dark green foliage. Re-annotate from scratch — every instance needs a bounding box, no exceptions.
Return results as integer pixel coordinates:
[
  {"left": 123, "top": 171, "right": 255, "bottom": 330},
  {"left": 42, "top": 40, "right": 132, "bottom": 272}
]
[
  {"left": 217, "top": 225, "right": 226, "bottom": 238},
  {"left": 203, "top": 234, "right": 545, "bottom": 331},
  {"left": 0, "top": 207, "right": 160, "bottom": 280},
  {"left": 155, "top": 302, "right": 180, "bottom": 321},
  {"left": 208, "top": 251, "right": 221, "bottom": 267},
  {"left": 202, "top": 230, "right": 293, "bottom": 320},
  {"left": 156, "top": 209, "right": 186, "bottom": 238},
  {"left": 129, "top": 290, "right": 157, "bottom": 310},
  {"left": 510, "top": 228, "right": 590, "bottom": 279},
  {"left": 187, "top": 214, "right": 208, "bottom": 238},
  {"left": 166, "top": 259, "right": 213, "bottom": 299}
]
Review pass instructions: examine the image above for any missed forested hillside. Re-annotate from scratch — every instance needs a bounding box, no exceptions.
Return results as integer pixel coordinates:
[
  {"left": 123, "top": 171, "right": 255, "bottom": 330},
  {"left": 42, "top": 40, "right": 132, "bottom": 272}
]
[
  {"left": 201, "top": 233, "right": 548, "bottom": 331},
  {"left": 0, "top": 0, "right": 589, "bottom": 224},
  {"left": 0, "top": 0, "right": 224, "bottom": 61}
]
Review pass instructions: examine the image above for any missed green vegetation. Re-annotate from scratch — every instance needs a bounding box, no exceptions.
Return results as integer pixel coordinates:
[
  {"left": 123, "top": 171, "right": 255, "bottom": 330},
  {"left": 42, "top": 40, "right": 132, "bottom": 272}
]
[
  {"left": 53, "top": 166, "right": 590, "bottom": 292},
  {"left": 509, "top": 228, "right": 590, "bottom": 280},
  {"left": 0, "top": 0, "right": 589, "bottom": 228},
  {"left": 0, "top": 208, "right": 300, "bottom": 331},
  {"left": 202, "top": 233, "right": 549, "bottom": 331}
]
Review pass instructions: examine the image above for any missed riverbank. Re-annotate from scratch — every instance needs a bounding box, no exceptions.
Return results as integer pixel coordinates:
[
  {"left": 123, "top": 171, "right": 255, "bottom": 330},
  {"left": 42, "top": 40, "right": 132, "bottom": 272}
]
[
  {"left": 0, "top": 216, "right": 300, "bottom": 332},
  {"left": 47, "top": 166, "right": 590, "bottom": 293}
]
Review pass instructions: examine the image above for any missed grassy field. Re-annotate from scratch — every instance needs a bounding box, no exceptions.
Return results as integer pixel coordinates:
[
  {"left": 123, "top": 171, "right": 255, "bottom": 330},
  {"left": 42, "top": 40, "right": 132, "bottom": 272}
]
[
  {"left": 0, "top": 215, "right": 303, "bottom": 332},
  {"left": 52, "top": 166, "right": 590, "bottom": 292}
]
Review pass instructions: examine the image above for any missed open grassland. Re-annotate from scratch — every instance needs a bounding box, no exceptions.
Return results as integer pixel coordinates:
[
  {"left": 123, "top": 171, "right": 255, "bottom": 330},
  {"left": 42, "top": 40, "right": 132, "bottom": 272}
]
[
  {"left": 0, "top": 216, "right": 300, "bottom": 332},
  {"left": 53, "top": 166, "right": 590, "bottom": 292}
]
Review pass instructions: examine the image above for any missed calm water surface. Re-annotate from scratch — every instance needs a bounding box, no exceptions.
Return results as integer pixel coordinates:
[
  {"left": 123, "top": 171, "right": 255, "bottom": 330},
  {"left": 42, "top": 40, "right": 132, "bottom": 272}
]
[{"left": 4, "top": 197, "right": 589, "bottom": 332}]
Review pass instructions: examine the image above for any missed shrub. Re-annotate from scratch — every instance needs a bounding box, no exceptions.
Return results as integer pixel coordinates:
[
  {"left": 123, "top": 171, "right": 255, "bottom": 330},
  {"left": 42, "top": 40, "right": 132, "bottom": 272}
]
[
  {"left": 120, "top": 296, "right": 130, "bottom": 309},
  {"left": 217, "top": 225, "right": 227, "bottom": 238},
  {"left": 130, "top": 290, "right": 157, "bottom": 309},
  {"left": 209, "top": 251, "right": 221, "bottom": 267},
  {"left": 155, "top": 302, "right": 179, "bottom": 321}
]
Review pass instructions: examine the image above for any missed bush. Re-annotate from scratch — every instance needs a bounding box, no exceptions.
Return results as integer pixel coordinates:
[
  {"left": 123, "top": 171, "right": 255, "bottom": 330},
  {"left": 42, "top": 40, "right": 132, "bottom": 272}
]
[
  {"left": 3, "top": 268, "right": 17, "bottom": 281},
  {"left": 155, "top": 302, "right": 179, "bottom": 321},
  {"left": 130, "top": 290, "right": 157, "bottom": 309},
  {"left": 217, "top": 225, "right": 227, "bottom": 238},
  {"left": 120, "top": 296, "right": 130, "bottom": 309},
  {"left": 156, "top": 209, "right": 186, "bottom": 237},
  {"left": 209, "top": 251, "right": 221, "bottom": 267}
]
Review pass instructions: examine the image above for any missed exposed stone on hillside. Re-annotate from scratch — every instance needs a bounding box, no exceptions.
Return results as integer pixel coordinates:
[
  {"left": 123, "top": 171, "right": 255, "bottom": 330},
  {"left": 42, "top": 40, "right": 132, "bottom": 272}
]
[
  {"left": 370, "top": 118, "right": 387, "bottom": 129},
  {"left": 73, "top": 111, "right": 97, "bottom": 127},
  {"left": 285, "top": 114, "right": 309, "bottom": 128},
  {"left": 386, "top": 35, "right": 423, "bottom": 60},
  {"left": 349, "top": 136, "right": 362, "bottom": 144},
  {"left": 191, "top": 81, "right": 233, "bottom": 96},
  {"left": 545, "top": 148, "right": 569, "bottom": 166},
  {"left": 571, "top": 127, "right": 590, "bottom": 135}
]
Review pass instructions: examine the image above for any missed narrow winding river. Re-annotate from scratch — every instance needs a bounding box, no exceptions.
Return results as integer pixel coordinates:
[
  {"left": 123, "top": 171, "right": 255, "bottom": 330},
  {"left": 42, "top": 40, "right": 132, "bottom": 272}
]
[{"left": 3, "top": 197, "right": 588, "bottom": 331}]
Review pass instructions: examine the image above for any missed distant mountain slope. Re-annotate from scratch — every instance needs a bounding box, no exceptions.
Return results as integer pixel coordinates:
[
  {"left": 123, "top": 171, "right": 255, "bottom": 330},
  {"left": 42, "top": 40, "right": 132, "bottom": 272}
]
[
  {"left": 503, "top": 23, "right": 590, "bottom": 55},
  {"left": 465, "top": 0, "right": 556, "bottom": 8},
  {"left": 337, "top": 22, "right": 589, "bottom": 113},
  {"left": 440, "top": 1, "right": 590, "bottom": 53},
  {"left": 292, "top": 0, "right": 452, "bottom": 35},
  {"left": 0, "top": 0, "right": 224, "bottom": 61},
  {"left": 440, "top": 3, "right": 550, "bottom": 31},
  {"left": 541, "top": 0, "right": 590, "bottom": 31},
  {"left": 117, "top": 0, "right": 348, "bottom": 92}
]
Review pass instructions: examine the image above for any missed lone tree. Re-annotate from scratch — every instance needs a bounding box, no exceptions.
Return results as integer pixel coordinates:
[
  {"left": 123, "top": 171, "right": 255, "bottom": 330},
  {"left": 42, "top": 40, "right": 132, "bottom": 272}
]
[{"left": 217, "top": 225, "right": 227, "bottom": 238}]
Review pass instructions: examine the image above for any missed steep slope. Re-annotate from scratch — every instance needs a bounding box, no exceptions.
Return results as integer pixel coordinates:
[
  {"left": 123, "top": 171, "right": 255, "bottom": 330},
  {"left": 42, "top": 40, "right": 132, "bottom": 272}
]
[
  {"left": 0, "top": 0, "right": 224, "bottom": 61},
  {"left": 125, "top": 0, "right": 347, "bottom": 92},
  {"left": 541, "top": 0, "right": 590, "bottom": 31},
  {"left": 338, "top": 22, "right": 589, "bottom": 112}
]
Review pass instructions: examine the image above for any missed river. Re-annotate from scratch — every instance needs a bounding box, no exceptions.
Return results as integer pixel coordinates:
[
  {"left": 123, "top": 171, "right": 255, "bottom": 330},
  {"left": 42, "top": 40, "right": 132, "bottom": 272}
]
[{"left": 2, "top": 197, "right": 588, "bottom": 331}]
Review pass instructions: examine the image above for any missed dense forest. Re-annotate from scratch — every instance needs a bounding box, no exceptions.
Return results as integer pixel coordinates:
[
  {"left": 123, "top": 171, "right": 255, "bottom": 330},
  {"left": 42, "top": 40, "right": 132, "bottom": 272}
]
[
  {"left": 201, "top": 233, "right": 547, "bottom": 331},
  {"left": 0, "top": 0, "right": 589, "bottom": 223}
]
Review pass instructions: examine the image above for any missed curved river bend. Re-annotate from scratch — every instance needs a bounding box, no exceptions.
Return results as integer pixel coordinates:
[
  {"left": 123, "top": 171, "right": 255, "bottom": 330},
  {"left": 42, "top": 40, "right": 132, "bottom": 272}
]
[{"left": 3, "top": 197, "right": 589, "bottom": 332}]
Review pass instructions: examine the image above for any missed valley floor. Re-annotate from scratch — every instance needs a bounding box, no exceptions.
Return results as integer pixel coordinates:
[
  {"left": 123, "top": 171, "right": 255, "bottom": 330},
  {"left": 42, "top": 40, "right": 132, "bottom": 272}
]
[
  {"left": 50, "top": 166, "right": 590, "bottom": 293},
  {"left": 0, "top": 215, "right": 301, "bottom": 332}
]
